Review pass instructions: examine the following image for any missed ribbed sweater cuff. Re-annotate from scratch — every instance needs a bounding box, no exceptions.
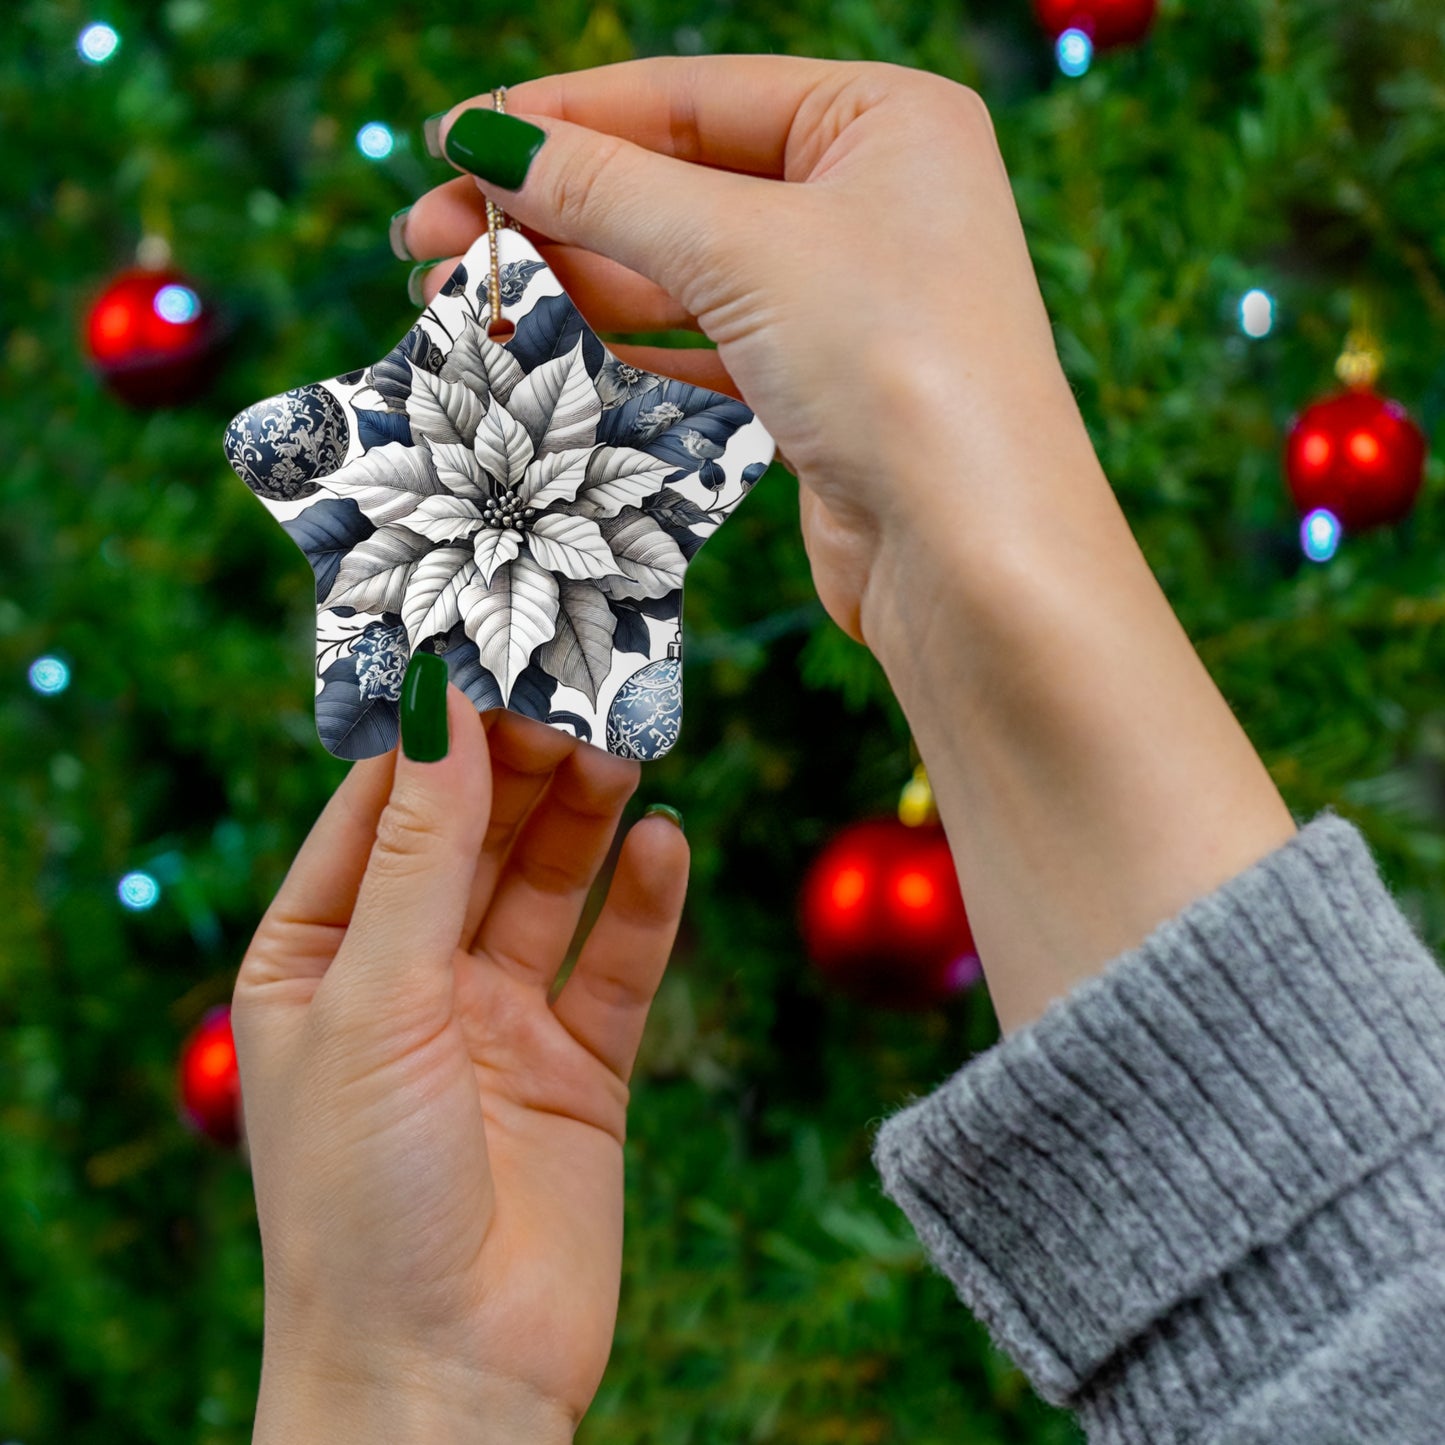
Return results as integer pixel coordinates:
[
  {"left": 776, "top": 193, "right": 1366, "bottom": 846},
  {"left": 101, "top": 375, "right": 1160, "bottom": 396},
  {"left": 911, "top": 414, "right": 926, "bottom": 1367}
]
[{"left": 870, "top": 814, "right": 1445, "bottom": 1423}]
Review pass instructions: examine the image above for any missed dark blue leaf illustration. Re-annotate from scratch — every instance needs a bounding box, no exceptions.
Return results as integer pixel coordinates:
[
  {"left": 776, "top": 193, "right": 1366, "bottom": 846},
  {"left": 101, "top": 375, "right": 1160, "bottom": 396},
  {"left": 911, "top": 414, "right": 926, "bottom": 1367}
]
[
  {"left": 648, "top": 487, "right": 714, "bottom": 559},
  {"left": 509, "top": 663, "right": 559, "bottom": 720},
  {"left": 609, "top": 602, "right": 652, "bottom": 656},
  {"left": 436, "top": 631, "right": 505, "bottom": 713},
  {"left": 368, "top": 324, "right": 445, "bottom": 411},
  {"left": 631, "top": 591, "right": 682, "bottom": 622},
  {"left": 282, "top": 498, "right": 376, "bottom": 604},
  {"left": 547, "top": 709, "right": 592, "bottom": 742},
  {"left": 498, "top": 259, "right": 546, "bottom": 305},
  {"left": 337, "top": 368, "right": 366, "bottom": 386},
  {"left": 596, "top": 378, "right": 751, "bottom": 476},
  {"left": 317, "top": 657, "right": 400, "bottom": 760},
  {"left": 355, "top": 408, "right": 414, "bottom": 451},
  {"left": 507, "top": 293, "right": 605, "bottom": 375}
]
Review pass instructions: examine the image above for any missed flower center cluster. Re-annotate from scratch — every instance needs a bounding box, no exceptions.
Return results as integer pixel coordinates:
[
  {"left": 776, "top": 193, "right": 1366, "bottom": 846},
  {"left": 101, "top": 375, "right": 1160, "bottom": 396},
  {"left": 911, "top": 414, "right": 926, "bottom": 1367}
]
[{"left": 481, "top": 492, "right": 538, "bottom": 532}]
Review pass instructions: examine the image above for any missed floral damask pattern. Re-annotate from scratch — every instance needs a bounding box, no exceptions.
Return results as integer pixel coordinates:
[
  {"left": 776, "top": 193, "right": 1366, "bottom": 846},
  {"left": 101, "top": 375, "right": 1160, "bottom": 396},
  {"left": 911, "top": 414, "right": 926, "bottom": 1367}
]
[{"left": 223, "top": 230, "right": 775, "bottom": 761}]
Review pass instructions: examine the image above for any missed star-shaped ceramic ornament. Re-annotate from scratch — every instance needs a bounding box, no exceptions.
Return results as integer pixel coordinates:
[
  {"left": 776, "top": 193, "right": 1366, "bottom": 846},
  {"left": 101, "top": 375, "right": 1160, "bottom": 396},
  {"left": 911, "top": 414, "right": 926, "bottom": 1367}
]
[{"left": 223, "top": 228, "right": 774, "bottom": 761}]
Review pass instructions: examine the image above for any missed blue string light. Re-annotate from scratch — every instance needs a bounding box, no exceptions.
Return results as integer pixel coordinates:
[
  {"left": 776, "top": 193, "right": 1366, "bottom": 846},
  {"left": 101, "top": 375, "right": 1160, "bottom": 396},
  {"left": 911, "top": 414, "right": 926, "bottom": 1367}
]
[
  {"left": 1057, "top": 28, "right": 1093, "bottom": 77},
  {"left": 78, "top": 22, "right": 120, "bottom": 64},
  {"left": 28, "top": 657, "right": 70, "bottom": 695},
  {"left": 356, "top": 122, "right": 395, "bottom": 160},
  {"left": 118, "top": 872, "right": 162, "bottom": 911},
  {"left": 1301, "top": 508, "right": 1342, "bottom": 563},
  {"left": 1239, "top": 289, "right": 1275, "bottom": 338}
]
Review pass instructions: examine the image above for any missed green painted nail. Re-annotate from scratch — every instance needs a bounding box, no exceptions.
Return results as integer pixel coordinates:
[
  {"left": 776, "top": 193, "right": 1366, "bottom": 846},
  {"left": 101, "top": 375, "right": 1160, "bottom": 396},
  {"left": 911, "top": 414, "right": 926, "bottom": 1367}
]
[
  {"left": 388, "top": 206, "right": 413, "bottom": 262},
  {"left": 423, "top": 112, "right": 447, "bottom": 159},
  {"left": 407, "top": 259, "right": 445, "bottom": 307},
  {"left": 443, "top": 107, "right": 546, "bottom": 191},
  {"left": 401, "top": 652, "right": 449, "bottom": 762},
  {"left": 644, "top": 803, "right": 684, "bottom": 834}
]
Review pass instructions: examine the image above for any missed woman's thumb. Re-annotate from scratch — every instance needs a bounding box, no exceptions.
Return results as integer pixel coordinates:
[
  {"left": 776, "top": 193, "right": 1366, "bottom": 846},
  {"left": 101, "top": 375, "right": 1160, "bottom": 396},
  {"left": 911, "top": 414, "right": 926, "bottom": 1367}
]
[
  {"left": 326, "top": 661, "right": 492, "bottom": 1019},
  {"left": 436, "top": 104, "right": 763, "bottom": 319}
]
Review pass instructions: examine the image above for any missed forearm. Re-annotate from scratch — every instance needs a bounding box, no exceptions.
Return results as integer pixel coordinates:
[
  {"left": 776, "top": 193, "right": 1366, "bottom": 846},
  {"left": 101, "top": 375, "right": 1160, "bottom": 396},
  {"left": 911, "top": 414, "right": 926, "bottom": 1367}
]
[{"left": 859, "top": 381, "right": 1296, "bottom": 1034}]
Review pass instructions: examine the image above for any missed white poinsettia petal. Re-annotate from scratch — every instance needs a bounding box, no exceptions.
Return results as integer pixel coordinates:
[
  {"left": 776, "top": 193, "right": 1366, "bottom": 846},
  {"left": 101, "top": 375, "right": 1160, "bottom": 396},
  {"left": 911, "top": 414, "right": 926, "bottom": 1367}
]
[
  {"left": 460, "top": 553, "right": 560, "bottom": 701},
  {"left": 400, "top": 547, "right": 476, "bottom": 649},
  {"left": 516, "top": 448, "right": 593, "bottom": 508},
  {"left": 325, "top": 442, "right": 445, "bottom": 525},
  {"left": 538, "top": 579, "right": 617, "bottom": 708},
  {"left": 439, "top": 322, "right": 524, "bottom": 405},
  {"left": 526, "top": 511, "right": 621, "bottom": 582},
  {"left": 428, "top": 440, "right": 489, "bottom": 502},
  {"left": 408, "top": 368, "right": 486, "bottom": 447},
  {"left": 596, "top": 510, "right": 687, "bottom": 600},
  {"left": 404, "top": 494, "right": 486, "bottom": 544},
  {"left": 472, "top": 394, "right": 535, "bottom": 487},
  {"left": 573, "top": 446, "right": 675, "bottom": 518},
  {"left": 324, "top": 525, "right": 434, "bottom": 613},
  {"left": 472, "top": 526, "right": 523, "bottom": 587},
  {"left": 506, "top": 339, "right": 602, "bottom": 457}
]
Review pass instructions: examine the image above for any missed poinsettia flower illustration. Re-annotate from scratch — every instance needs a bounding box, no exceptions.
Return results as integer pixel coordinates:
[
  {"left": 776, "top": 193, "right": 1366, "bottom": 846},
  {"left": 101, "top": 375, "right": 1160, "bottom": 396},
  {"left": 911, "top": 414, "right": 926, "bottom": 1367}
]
[{"left": 314, "top": 323, "right": 689, "bottom": 705}]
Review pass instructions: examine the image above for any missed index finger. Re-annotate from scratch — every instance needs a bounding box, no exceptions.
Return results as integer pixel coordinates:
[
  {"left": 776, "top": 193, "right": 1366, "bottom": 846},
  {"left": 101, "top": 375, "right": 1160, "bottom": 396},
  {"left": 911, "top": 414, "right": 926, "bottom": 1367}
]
[{"left": 499, "top": 55, "right": 847, "bottom": 179}]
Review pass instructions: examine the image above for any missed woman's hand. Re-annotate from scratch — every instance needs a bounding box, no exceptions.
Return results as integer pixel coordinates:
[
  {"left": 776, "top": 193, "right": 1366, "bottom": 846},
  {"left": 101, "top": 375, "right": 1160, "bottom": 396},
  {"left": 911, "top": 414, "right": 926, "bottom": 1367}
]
[
  {"left": 401, "top": 57, "right": 1295, "bottom": 1033},
  {"left": 233, "top": 687, "right": 688, "bottom": 1443},
  {"left": 401, "top": 56, "right": 1081, "bottom": 646}
]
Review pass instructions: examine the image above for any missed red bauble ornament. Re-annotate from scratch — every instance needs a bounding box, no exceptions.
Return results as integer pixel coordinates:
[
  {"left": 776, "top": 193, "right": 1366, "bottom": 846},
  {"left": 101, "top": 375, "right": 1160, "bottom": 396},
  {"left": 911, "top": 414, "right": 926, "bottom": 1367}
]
[
  {"left": 1285, "top": 388, "right": 1428, "bottom": 532},
  {"left": 1034, "top": 0, "right": 1157, "bottom": 48},
  {"left": 85, "top": 267, "right": 220, "bottom": 407},
  {"left": 800, "top": 818, "right": 980, "bottom": 1010},
  {"left": 178, "top": 1005, "right": 242, "bottom": 1147}
]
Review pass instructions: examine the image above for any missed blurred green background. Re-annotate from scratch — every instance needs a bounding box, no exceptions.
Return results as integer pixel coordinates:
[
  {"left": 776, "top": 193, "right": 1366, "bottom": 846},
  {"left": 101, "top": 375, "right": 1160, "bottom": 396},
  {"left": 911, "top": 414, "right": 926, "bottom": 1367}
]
[{"left": 4, "top": 0, "right": 1445, "bottom": 1440}]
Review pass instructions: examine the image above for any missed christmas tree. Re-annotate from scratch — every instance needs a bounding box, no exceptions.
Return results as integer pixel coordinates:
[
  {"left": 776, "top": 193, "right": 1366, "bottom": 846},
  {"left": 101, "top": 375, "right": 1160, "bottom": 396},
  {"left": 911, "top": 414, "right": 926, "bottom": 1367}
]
[{"left": 3, "top": 1, "right": 1442, "bottom": 1441}]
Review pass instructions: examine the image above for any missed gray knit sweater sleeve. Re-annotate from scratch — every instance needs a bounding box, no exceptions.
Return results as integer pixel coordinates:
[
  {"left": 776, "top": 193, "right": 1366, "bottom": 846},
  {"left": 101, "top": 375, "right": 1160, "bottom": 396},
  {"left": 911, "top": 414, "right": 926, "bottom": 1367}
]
[{"left": 870, "top": 814, "right": 1445, "bottom": 1443}]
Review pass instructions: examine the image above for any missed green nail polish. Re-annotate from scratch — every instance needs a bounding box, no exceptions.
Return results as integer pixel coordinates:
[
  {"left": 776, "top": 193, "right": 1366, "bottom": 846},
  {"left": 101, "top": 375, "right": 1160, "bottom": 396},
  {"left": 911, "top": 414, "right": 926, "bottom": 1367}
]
[
  {"left": 423, "top": 112, "right": 447, "bottom": 159},
  {"left": 407, "top": 259, "right": 445, "bottom": 307},
  {"left": 644, "top": 803, "right": 684, "bottom": 834},
  {"left": 443, "top": 107, "right": 546, "bottom": 191},
  {"left": 401, "top": 652, "right": 449, "bottom": 762},
  {"left": 388, "top": 206, "right": 413, "bottom": 262}
]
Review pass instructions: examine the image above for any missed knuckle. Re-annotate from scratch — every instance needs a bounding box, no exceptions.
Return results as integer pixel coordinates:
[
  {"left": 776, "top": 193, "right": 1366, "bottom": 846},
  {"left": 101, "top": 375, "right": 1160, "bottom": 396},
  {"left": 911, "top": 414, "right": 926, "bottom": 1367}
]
[
  {"left": 371, "top": 790, "right": 447, "bottom": 869},
  {"left": 550, "top": 133, "right": 627, "bottom": 235}
]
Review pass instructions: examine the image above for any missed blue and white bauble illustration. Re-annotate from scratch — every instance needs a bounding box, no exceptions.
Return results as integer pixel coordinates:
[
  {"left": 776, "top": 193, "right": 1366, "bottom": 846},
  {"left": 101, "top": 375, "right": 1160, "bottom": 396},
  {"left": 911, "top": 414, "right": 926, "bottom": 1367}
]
[
  {"left": 606, "top": 655, "right": 683, "bottom": 761},
  {"left": 223, "top": 383, "right": 349, "bottom": 501}
]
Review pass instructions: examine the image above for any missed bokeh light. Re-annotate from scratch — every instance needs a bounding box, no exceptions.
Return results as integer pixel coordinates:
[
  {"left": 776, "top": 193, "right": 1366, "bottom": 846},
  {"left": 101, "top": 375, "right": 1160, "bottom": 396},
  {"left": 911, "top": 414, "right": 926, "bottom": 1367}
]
[
  {"left": 356, "top": 122, "right": 395, "bottom": 159},
  {"left": 1301, "top": 508, "right": 1342, "bottom": 563},
  {"left": 78, "top": 22, "right": 120, "bottom": 64},
  {"left": 118, "top": 871, "right": 161, "bottom": 911},
  {"left": 28, "top": 657, "right": 70, "bottom": 695},
  {"left": 1239, "top": 288, "right": 1275, "bottom": 338},
  {"left": 1057, "top": 29, "right": 1093, "bottom": 77},
  {"left": 153, "top": 284, "right": 202, "bottom": 324}
]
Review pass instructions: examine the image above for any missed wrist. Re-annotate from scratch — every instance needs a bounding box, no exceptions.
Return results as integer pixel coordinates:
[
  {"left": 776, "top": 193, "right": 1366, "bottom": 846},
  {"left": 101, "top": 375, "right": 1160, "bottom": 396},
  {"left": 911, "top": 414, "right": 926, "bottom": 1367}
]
[
  {"left": 856, "top": 365, "right": 1118, "bottom": 690},
  {"left": 853, "top": 403, "right": 1294, "bottom": 1033},
  {"left": 254, "top": 1345, "right": 575, "bottom": 1445}
]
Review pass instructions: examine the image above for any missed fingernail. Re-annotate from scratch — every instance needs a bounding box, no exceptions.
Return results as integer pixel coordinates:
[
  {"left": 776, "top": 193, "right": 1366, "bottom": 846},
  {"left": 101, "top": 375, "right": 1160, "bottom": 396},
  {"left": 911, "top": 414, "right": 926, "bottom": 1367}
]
[
  {"left": 443, "top": 107, "right": 546, "bottom": 191},
  {"left": 407, "top": 259, "right": 445, "bottom": 307},
  {"left": 388, "top": 206, "right": 413, "bottom": 262},
  {"left": 644, "top": 803, "right": 684, "bottom": 834},
  {"left": 401, "top": 652, "right": 449, "bottom": 762},
  {"left": 423, "top": 111, "right": 447, "bottom": 159}
]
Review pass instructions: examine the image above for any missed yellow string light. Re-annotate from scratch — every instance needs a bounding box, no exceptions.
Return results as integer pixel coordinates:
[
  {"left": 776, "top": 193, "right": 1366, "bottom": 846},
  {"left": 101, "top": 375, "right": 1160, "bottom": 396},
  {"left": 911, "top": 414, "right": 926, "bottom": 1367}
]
[{"left": 898, "top": 763, "right": 938, "bottom": 827}]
